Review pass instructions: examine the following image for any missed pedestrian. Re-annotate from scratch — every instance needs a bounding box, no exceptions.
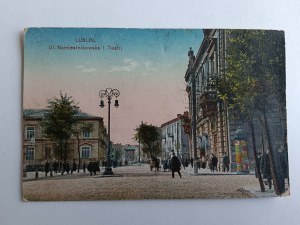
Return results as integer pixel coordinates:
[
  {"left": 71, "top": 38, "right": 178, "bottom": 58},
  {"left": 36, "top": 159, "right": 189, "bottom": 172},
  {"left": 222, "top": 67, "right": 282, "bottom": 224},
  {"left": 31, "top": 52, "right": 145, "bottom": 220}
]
[
  {"left": 83, "top": 161, "right": 86, "bottom": 173},
  {"left": 53, "top": 160, "right": 59, "bottom": 174},
  {"left": 223, "top": 153, "right": 229, "bottom": 172},
  {"left": 59, "top": 161, "right": 62, "bottom": 172},
  {"left": 211, "top": 154, "right": 218, "bottom": 172},
  {"left": 71, "top": 160, "right": 77, "bottom": 174},
  {"left": 184, "top": 158, "right": 189, "bottom": 169},
  {"left": 61, "top": 161, "right": 66, "bottom": 175},
  {"left": 190, "top": 157, "right": 194, "bottom": 168},
  {"left": 45, "top": 160, "right": 50, "bottom": 177},
  {"left": 66, "top": 161, "right": 70, "bottom": 174},
  {"left": 261, "top": 152, "right": 272, "bottom": 189},
  {"left": 277, "top": 145, "right": 289, "bottom": 194},
  {"left": 170, "top": 153, "right": 182, "bottom": 178},
  {"left": 87, "top": 160, "right": 93, "bottom": 176}
]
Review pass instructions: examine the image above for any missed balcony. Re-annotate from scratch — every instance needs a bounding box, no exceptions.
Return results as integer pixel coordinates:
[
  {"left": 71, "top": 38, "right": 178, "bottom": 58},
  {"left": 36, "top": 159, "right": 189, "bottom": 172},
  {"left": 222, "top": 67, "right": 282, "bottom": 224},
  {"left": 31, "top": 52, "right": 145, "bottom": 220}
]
[{"left": 199, "top": 91, "right": 218, "bottom": 118}]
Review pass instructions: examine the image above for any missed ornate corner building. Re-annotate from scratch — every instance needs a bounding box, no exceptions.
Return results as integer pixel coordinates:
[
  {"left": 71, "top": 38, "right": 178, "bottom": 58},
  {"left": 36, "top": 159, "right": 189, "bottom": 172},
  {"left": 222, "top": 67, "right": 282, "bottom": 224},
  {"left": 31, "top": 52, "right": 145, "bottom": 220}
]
[{"left": 184, "top": 29, "right": 287, "bottom": 173}]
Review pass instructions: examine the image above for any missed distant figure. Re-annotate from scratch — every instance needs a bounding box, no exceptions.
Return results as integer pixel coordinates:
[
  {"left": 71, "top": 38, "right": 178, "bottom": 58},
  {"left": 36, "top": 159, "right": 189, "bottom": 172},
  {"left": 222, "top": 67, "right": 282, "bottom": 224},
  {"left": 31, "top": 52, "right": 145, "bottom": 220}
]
[
  {"left": 61, "top": 161, "right": 66, "bottom": 175},
  {"left": 190, "top": 157, "right": 194, "bottom": 168},
  {"left": 71, "top": 160, "right": 77, "bottom": 174},
  {"left": 261, "top": 153, "right": 272, "bottom": 189},
  {"left": 66, "top": 161, "right": 70, "bottom": 174},
  {"left": 53, "top": 160, "right": 59, "bottom": 174},
  {"left": 87, "top": 160, "right": 93, "bottom": 176},
  {"left": 170, "top": 153, "right": 182, "bottom": 178},
  {"left": 45, "top": 160, "right": 50, "bottom": 177},
  {"left": 223, "top": 153, "right": 230, "bottom": 172},
  {"left": 184, "top": 158, "right": 189, "bottom": 169},
  {"left": 277, "top": 146, "right": 289, "bottom": 194},
  {"left": 211, "top": 154, "right": 218, "bottom": 172},
  {"left": 83, "top": 161, "right": 86, "bottom": 173}
]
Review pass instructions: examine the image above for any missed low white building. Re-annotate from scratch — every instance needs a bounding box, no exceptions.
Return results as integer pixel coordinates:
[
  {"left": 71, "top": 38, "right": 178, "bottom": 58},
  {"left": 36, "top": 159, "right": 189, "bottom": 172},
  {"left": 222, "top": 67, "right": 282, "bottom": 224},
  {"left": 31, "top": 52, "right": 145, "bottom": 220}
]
[{"left": 161, "top": 112, "right": 190, "bottom": 160}]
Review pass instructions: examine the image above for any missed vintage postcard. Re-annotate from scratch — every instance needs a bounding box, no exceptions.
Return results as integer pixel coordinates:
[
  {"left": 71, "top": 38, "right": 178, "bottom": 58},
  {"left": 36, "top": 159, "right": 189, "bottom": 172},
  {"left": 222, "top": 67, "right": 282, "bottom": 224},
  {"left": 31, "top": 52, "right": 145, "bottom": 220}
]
[{"left": 22, "top": 28, "right": 289, "bottom": 201}]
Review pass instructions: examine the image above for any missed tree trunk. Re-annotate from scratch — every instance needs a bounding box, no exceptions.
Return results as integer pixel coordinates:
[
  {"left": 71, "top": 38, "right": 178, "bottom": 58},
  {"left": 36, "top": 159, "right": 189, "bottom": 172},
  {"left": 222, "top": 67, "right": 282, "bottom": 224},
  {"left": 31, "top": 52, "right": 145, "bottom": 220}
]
[
  {"left": 60, "top": 140, "right": 63, "bottom": 161},
  {"left": 249, "top": 118, "right": 265, "bottom": 192},
  {"left": 262, "top": 109, "right": 280, "bottom": 195},
  {"left": 64, "top": 139, "right": 67, "bottom": 161},
  {"left": 77, "top": 135, "right": 81, "bottom": 173}
]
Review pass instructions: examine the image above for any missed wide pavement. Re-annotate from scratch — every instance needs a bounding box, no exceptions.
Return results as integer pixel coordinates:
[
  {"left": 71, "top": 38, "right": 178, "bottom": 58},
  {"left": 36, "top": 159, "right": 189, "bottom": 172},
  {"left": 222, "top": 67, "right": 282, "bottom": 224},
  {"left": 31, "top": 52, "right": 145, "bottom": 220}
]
[{"left": 22, "top": 164, "right": 276, "bottom": 201}]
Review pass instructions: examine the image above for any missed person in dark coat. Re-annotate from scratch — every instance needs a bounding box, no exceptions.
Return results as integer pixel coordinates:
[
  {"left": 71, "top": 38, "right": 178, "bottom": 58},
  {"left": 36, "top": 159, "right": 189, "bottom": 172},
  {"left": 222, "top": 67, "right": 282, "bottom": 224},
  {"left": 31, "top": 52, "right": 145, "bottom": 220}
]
[
  {"left": 83, "top": 161, "right": 86, "bottom": 173},
  {"left": 223, "top": 153, "right": 229, "bottom": 172},
  {"left": 66, "top": 161, "right": 70, "bottom": 174},
  {"left": 170, "top": 153, "right": 182, "bottom": 178},
  {"left": 190, "top": 157, "right": 194, "bottom": 168},
  {"left": 71, "top": 160, "right": 77, "bottom": 174},
  {"left": 87, "top": 160, "right": 93, "bottom": 176},
  {"left": 53, "top": 160, "right": 59, "bottom": 174},
  {"left": 61, "top": 161, "right": 66, "bottom": 175},
  {"left": 276, "top": 146, "right": 289, "bottom": 194},
  {"left": 45, "top": 160, "right": 50, "bottom": 177},
  {"left": 211, "top": 154, "right": 218, "bottom": 172},
  {"left": 261, "top": 152, "right": 272, "bottom": 189}
]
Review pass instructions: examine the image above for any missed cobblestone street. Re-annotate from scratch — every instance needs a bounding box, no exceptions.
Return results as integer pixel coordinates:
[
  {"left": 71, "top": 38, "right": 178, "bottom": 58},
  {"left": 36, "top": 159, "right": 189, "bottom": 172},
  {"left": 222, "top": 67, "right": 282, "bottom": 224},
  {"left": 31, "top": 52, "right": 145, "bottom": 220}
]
[{"left": 22, "top": 164, "right": 267, "bottom": 201}]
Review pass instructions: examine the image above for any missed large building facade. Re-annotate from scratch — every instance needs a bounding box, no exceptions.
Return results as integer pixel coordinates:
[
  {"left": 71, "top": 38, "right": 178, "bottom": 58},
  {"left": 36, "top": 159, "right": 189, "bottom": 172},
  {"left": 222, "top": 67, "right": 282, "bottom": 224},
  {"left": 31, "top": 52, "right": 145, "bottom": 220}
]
[
  {"left": 185, "top": 29, "right": 287, "bottom": 172},
  {"left": 161, "top": 112, "right": 190, "bottom": 160},
  {"left": 23, "top": 109, "right": 107, "bottom": 170}
]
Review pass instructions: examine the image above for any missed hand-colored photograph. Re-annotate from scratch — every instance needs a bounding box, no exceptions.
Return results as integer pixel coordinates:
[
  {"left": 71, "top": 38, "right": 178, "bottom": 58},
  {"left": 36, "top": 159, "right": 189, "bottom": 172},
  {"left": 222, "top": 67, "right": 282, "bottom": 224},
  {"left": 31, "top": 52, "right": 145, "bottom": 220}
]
[{"left": 22, "top": 28, "right": 289, "bottom": 201}]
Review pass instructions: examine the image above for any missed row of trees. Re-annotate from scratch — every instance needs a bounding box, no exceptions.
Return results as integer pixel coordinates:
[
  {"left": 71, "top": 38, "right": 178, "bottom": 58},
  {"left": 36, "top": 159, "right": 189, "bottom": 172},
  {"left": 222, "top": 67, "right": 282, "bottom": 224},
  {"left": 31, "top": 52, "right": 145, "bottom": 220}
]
[
  {"left": 42, "top": 92, "right": 94, "bottom": 171},
  {"left": 218, "top": 30, "right": 287, "bottom": 195}
]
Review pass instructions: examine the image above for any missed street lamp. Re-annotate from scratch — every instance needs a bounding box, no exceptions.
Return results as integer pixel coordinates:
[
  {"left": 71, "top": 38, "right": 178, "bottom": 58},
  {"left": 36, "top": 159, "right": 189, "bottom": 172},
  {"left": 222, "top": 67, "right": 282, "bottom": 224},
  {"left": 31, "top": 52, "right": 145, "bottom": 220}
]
[
  {"left": 188, "top": 47, "right": 198, "bottom": 174},
  {"left": 99, "top": 88, "right": 120, "bottom": 175}
]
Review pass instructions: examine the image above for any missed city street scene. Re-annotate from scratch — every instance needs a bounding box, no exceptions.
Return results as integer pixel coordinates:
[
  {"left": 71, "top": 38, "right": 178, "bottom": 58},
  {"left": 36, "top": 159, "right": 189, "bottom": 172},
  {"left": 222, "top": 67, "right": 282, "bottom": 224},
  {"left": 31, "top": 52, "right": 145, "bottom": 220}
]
[{"left": 23, "top": 28, "right": 289, "bottom": 201}]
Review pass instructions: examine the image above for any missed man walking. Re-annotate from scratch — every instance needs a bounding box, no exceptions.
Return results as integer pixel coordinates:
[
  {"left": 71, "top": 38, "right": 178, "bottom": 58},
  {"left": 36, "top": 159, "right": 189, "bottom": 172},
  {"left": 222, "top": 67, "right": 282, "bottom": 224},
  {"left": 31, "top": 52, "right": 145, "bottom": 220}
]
[{"left": 170, "top": 153, "right": 182, "bottom": 178}]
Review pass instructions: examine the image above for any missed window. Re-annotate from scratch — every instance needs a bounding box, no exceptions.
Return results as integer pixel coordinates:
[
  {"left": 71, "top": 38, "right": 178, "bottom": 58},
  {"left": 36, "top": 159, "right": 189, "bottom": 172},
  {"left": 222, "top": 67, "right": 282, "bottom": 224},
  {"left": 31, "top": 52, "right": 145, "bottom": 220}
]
[
  {"left": 81, "top": 146, "right": 92, "bottom": 158},
  {"left": 26, "top": 126, "right": 35, "bottom": 139},
  {"left": 82, "top": 130, "right": 91, "bottom": 138},
  {"left": 26, "top": 146, "right": 34, "bottom": 161}
]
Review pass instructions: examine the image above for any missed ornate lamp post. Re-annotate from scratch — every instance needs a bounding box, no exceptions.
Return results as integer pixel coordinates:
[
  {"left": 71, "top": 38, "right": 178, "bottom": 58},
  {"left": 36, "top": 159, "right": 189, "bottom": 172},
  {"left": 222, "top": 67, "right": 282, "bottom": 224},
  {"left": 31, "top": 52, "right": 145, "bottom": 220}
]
[{"left": 99, "top": 88, "right": 120, "bottom": 175}]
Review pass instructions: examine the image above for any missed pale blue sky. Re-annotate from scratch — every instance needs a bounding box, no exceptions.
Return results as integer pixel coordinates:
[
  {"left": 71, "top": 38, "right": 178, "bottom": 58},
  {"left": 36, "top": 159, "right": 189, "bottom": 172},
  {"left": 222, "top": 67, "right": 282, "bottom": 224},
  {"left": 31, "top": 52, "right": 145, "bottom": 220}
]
[{"left": 24, "top": 28, "right": 204, "bottom": 144}]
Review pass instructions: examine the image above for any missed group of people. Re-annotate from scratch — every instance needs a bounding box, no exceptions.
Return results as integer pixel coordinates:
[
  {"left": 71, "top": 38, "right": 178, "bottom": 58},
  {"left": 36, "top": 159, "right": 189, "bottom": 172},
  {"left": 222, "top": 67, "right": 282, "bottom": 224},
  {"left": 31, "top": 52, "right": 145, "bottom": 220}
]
[
  {"left": 43, "top": 159, "right": 102, "bottom": 177},
  {"left": 187, "top": 153, "right": 229, "bottom": 173},
  {"left": 256, "top": 150, "right": 289, "bottom": 193},
  {"left": 151, "top": 152, "right": 231, "bottom": 179},
  {"left": 149, "top": 153, "right": 182, "bottom": 178}
]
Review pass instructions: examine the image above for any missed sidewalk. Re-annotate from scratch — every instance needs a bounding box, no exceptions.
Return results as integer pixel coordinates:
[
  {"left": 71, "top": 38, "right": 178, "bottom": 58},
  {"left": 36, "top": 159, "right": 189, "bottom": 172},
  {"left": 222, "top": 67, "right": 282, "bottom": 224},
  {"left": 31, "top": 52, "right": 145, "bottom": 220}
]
[
  {"left": 23, "top": 169, "right": 92, "bottom": 181},
  {"left": 181, "top": 165, "right": 255, "bottom": 176}
]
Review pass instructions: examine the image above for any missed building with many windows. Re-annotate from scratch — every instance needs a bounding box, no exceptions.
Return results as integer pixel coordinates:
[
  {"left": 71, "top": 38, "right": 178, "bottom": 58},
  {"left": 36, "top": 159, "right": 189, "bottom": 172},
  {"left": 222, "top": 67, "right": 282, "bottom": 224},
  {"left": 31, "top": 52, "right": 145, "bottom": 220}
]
[
  {"left": 161, "top": 112, "right": 190, "bottom": 160},
  {"left": 23, "top": 109, "right": 107, "bottom": 170},
  {"left": 185, "top": 29, "right": 287, "bottom": 172}
]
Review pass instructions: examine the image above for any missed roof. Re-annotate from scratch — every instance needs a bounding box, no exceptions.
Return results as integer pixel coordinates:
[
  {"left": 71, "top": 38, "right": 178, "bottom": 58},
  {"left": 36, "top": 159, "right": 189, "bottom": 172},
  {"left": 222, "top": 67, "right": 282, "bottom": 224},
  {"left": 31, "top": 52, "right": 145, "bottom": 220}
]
[
  {"left": 23, "top": 109, "right": 102, "bottom": 120},
  {"left": 161, "top": 112, "right": 189, "bottom": 128}
]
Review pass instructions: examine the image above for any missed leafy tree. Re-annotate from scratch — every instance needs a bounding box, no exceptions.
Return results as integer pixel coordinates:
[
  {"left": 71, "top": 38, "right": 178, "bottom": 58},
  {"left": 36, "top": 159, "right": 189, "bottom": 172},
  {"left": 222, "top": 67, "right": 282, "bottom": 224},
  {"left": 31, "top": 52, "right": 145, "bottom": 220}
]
[
  {"left": 42, "top": 92, "right": 79, "bottom": 161},
  {"left": 72, "top": 122, "right": 94, "bottom": 172},
  {"left": 218, "top": 30, "right": 286, "bottom": 194},
  {"left": 113, "top": 148, "right": 122, "bottom": 161},
  {"left": 134, "top": 123, "right": 161, "bottom": 158}
]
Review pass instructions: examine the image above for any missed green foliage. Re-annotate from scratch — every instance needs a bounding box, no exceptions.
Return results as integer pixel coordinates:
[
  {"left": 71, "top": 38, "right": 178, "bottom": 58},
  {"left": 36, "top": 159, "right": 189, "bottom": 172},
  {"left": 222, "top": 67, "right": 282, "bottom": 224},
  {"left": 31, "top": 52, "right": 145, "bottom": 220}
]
[
  {"left": 134, "top": 123, "right": 161, "bottom": 157},
  {"left": 42, "top": 92, "right": 79, "bottom": 160},
  {"left": 218, "top": 30, "right": 285, "bottom": 121}
]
